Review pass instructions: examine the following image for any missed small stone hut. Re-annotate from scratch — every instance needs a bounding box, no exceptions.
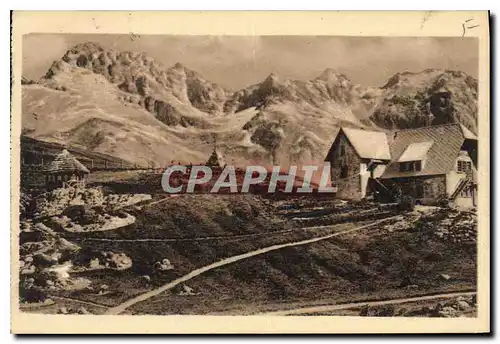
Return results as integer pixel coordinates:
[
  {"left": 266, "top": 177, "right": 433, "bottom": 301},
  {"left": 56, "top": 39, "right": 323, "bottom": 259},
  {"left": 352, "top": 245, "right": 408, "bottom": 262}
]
[{"left": 44, "top": 149, "right": 90, "bottom": 188}]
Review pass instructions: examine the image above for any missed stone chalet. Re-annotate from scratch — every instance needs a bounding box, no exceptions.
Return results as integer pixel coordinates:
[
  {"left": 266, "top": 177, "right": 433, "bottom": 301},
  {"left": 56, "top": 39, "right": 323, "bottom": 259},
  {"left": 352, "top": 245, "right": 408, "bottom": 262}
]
[{"left": 324, "top": 123, "right": 478, "bottom": 208}]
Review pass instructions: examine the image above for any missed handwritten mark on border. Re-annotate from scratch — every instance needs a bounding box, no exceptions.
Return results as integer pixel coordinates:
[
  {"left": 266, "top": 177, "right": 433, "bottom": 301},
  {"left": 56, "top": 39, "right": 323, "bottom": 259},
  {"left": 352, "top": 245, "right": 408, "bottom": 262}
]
[{"left": 462, "top": 18, "right": 480, "bottom": 37}]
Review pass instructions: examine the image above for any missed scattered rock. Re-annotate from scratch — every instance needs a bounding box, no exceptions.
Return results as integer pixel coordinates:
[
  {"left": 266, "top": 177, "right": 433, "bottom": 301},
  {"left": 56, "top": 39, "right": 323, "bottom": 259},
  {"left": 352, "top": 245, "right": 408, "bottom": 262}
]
[
  {"left": 33, "top": 253, "right": 58, "bottom": 267},
  {"left": 77, "top": 307, "right": 90, "bottom": 314},
  {"left": 58, "top": 306, "right": 69, "bottom": 314},
  {"left": 55, "top": 238, "right": 81, "bottom": 253},
  {"left": 98, "top": 284, "right": 109, "bottom": 295},
  {"left": 89, "top": 258, "right": 100, "bottom": 269},
  {"left": 21, "top": 265, "right": 36, "bottom": 275},
  {"left": 178, "top": 285, "right": 196, "bottom": 296},
  {"left": 154, "top": 258, "right": 174, "bottom": 271},
  {"left": 43, "top": 262, "right": 72, "bottom": 280},
  {"left": 43, "top": 298, "right": 54, "bottom": 305},
  {"left": 438, "top": 306, "right": 458, "bottom": 318},
  {"left": 102, "top": 252, "right": 132, "bottom": 270},
  {"left": 456, "top": 300, "right": 471, "bottom": 311}
]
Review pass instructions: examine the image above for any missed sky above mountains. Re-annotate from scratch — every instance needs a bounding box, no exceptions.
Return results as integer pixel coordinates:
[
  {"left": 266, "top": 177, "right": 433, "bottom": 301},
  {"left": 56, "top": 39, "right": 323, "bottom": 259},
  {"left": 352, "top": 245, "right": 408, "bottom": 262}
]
[{"left": 23, "top": 34, "right": 478, "bottom": 90}]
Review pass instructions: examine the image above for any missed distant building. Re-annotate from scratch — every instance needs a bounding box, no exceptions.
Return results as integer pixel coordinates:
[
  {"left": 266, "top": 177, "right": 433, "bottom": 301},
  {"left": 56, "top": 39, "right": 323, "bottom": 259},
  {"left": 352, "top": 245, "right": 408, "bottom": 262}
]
[
  {"left": 44, "top": 149, "right": 90, "bottom": 189},
  {"left": 325, "top": 123, "right": 478, "bottom": 208}
]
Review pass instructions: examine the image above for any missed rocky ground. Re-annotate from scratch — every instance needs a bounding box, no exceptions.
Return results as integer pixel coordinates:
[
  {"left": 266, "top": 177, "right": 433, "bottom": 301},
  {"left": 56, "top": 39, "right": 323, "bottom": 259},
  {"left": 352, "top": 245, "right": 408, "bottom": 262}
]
[
  {"left": 400, "top": 295, "right": 477, "bottom": 317},
  {"left": 18, "top": 186, "right": 149, "bottom": 306},
  {"left": 299, "top": 294, "right": 477, "bottom": 317},
  {"left": 347, "top": 294, "right": 477, "bottom": 317}
]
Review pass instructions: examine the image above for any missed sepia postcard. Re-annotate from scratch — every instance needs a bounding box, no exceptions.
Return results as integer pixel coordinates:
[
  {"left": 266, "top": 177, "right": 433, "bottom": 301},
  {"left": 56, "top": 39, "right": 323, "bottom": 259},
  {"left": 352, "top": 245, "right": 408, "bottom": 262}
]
[{"left": 10, "top": 11, "right": 490, "bottom": 334}]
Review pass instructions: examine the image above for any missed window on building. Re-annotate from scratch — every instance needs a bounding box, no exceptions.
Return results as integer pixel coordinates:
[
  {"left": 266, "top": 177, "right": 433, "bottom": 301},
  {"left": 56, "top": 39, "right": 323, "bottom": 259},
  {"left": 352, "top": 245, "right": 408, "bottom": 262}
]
[
  {"left": 340, "top": 144, "right": 345, "bottom": 157},
  {"left": 340, "top": 165, "right": 349, "bottom": 179},
  {"left": 415, "top": 161, "right": 422, "bottom": 171},
  {"left": 457, "top": 160, "right": 472, "bottom": 173},
  {"left": 399, "top": 161, "right": 422, "bottom": 172}
]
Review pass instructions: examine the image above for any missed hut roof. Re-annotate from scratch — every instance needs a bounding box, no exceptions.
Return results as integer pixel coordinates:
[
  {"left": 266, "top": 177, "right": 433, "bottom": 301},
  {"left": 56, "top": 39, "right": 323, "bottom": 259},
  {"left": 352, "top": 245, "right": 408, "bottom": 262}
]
[
  {"left": 206, "top": 148, "right": 225, "bottom": 168},
  {"left": 45, "top": 149, "right": 90, "bottom": 174},
  {"left": 381, "top": 124, "right": 466, "bottom": 179},
  {"left": 340, "top": 127, "right": 392, "bottom": 160}
]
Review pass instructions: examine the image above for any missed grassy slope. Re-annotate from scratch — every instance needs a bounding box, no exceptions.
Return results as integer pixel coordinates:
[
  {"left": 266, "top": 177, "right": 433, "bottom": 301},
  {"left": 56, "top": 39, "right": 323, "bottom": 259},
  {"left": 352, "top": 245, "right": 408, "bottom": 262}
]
[
  {"left": 40, "top": 194, "right": 475, "bottom": 315},
  {"left": 53, "top": 195, "right": 343, "bottom": 306},
  {"left": 125, "top": 209, "right": 476, "bottom": 315}
]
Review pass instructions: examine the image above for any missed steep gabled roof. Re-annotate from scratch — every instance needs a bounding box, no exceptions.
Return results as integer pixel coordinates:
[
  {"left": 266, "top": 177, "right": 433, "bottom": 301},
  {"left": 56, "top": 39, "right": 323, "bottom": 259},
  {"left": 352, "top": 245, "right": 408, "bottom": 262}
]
[
  {"left": 380, "top": 124, "right": 466, "bottom": 179},
  {"left": 341, "top": 127, "right": 391, "bottom": 160},
  {"left": 459, "top": 124, "right": 478, "bottom": 140},
  {"left": 45, "top": 149, "right": 90, "bottom": 174}
]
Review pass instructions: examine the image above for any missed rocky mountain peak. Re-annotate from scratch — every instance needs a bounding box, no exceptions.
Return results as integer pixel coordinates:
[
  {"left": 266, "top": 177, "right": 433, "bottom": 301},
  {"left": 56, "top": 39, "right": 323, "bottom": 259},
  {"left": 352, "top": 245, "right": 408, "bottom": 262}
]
[
  {"left": 64, "top": 42, "right": 105, "bottom": 55},
  {"left": 371, "top": 69, "right": 478, "bottom": 133},
  {"left": 262, "top": 73, "right": 281, "bottom": 87},
  {"left": 172, "top": 62, "right": 187, "bottom": 70},
  {"left": 317, "top": 68, "right": 345, "bottom": 81}
]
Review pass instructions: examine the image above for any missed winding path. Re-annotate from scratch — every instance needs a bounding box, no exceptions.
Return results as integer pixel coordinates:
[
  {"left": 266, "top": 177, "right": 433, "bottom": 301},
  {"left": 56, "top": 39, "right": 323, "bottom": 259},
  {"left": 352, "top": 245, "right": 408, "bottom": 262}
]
[
  {"left": 256, "top": 291, "right": 476, "bottom": 316},
  {"left": 104, "top": 216, "right": 399, "bottom": 315}
]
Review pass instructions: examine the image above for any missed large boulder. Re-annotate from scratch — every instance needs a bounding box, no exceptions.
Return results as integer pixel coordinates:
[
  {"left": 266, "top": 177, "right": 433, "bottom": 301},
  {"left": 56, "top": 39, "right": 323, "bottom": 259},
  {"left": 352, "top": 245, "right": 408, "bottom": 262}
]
[{"left": 102, "top": 252, "right": 132, "bottom": 270}]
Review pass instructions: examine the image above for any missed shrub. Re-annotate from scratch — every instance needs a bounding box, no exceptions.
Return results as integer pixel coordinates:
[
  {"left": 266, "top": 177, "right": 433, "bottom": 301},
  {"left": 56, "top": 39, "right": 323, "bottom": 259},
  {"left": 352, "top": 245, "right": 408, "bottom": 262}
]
[
  {"left": 19, "top": 285, "right": 46, "bottom": 303},
  {"left": 92, "top": 205, "right": 106, "bottom": 214},
  {"left": 375, "top": 305, "right": 396, "bottom": 317},
  {"left": 359, "top": 305, "right": 370, "bottom": 316},
  {"left": 116, "top": 210, "right": 129, "bottom": 219},
  {"left": 436, "top": 197, "right": 450, "bottom": 208},
  {"left": 63, "top": 205, "right": 86, "bottom": 219},
  {"left": 398, "top": 195, "right": 415, "bottom": 212}
]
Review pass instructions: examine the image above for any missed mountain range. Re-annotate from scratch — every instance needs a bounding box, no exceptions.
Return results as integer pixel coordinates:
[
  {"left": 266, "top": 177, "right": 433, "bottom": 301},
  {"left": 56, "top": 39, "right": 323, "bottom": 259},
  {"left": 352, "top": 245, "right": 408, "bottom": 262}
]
[{"left": 21, "top": 42, "right": 478, "bottom": 166}]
